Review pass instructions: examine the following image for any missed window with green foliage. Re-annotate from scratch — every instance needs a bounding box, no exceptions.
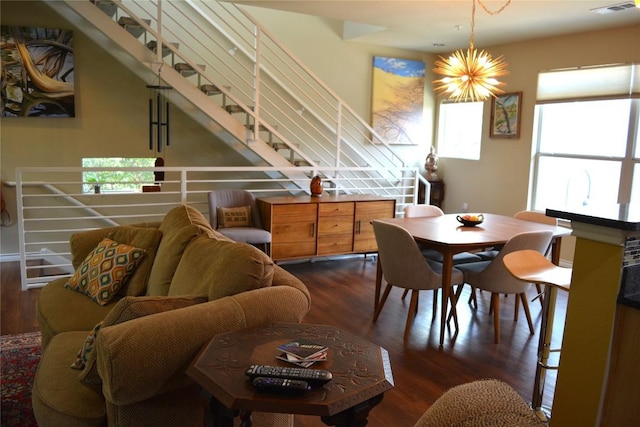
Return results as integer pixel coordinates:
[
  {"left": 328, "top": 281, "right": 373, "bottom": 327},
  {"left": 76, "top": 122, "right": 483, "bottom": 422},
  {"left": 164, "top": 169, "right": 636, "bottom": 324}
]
[{"left": 82, "top": 158, "right": 156, "bottom": 193}]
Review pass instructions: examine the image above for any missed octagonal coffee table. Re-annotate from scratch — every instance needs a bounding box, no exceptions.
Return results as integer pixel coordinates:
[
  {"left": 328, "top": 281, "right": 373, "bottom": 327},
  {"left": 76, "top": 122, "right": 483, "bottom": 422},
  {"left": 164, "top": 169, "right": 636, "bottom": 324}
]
[{"left": 187, "top": 322, "right": 394, "bottom": 427}]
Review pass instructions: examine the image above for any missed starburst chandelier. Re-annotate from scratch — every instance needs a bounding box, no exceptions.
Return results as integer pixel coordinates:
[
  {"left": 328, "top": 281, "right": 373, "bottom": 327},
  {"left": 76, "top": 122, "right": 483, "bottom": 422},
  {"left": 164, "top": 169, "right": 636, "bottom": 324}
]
[{"left": 433, "top": 0, "right": 511, "bottom": 102}]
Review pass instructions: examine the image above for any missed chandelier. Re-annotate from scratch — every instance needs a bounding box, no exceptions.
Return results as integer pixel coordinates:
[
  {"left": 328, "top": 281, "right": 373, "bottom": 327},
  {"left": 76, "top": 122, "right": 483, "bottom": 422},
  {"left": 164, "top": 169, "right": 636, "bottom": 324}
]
[{"left": 433, "top": 0, "right": 511, "bottom": 102}]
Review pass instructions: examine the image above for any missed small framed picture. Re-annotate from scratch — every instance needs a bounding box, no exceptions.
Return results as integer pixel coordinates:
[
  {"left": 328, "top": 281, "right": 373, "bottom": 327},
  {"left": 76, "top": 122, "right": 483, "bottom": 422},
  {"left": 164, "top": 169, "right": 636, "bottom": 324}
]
[{"left": 490, "top": 92, "right": 522, "bottom": 139}]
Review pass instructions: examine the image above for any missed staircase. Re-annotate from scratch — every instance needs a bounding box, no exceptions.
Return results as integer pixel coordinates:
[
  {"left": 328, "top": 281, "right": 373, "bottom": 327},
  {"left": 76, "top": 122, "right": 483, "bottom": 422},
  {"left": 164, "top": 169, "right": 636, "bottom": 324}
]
[{"left": 45, "top": 0, "right": 411, "bottom": 193}]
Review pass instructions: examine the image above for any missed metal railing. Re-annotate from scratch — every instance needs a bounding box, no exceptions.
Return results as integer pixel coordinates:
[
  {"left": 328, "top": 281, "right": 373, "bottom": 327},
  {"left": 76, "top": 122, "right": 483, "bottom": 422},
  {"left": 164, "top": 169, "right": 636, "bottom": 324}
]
[
  {"left": 15, "top": 166, "right": 428, "bottom": 290},
  {"left": 88, "top": 0, "right": 406, "bottom": 172}
]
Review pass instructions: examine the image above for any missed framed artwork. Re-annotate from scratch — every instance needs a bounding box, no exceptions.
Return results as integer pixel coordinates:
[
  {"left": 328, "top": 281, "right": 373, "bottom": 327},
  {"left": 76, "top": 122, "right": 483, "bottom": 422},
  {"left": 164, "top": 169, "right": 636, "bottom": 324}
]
[
  {"left": 490, "top": 92, "right": 521, "bottom": 139},
  {"left": 1, "top": 26, "right": 75, "bottom": 117},
  {"left": 371, "top": 56, "right": 425, "bottom": 145}
]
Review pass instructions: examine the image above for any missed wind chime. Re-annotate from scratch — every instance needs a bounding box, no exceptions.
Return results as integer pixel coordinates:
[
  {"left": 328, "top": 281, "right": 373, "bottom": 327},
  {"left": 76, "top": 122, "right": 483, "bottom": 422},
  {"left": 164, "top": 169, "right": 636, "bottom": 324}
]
[{"left": 147, "top": 66, "right": 172, "bottom": 152}]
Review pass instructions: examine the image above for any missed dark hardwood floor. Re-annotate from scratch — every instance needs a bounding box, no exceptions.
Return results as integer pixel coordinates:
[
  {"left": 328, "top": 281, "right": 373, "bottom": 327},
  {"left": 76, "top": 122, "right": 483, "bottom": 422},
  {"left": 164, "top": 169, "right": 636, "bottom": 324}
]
[{"left": 1, "top": 257, "right": 566, "bottom": 426}]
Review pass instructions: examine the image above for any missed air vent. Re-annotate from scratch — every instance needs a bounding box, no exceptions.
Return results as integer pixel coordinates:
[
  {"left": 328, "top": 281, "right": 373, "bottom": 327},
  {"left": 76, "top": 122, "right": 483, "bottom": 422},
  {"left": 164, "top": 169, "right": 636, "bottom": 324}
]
[{"left": 591, "top": 1, "right": 636, "bottom": 14}]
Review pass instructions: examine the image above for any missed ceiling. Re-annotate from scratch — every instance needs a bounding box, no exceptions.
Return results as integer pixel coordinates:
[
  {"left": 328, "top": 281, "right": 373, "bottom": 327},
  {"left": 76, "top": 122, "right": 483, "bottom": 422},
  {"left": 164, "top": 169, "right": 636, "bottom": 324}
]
[{"left": 228, "top": 1, "right": 640, "bottom": 53}]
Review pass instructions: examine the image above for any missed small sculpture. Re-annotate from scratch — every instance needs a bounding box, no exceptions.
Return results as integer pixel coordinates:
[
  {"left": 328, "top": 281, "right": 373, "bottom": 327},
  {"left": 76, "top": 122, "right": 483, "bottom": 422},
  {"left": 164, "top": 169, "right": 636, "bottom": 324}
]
[
  {"left": 425, "top": 146, "right": 439, "bottom": 181},
  {"left": 310, "top": 175, "right": 323, "bottom": 197}
]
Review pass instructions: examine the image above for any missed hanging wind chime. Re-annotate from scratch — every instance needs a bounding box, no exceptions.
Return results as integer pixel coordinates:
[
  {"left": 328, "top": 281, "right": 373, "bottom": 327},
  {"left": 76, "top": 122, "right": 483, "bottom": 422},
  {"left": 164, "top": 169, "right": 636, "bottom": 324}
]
[{"left": 147, "top": 65, "right": 172, "bottom": 152}]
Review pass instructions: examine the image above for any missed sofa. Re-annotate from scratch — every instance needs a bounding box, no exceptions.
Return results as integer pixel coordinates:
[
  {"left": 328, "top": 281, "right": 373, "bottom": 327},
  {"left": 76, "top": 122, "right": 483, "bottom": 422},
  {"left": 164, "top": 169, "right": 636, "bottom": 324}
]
[{"left": 32, "top": 204, "right": 311, "bottom": 427}]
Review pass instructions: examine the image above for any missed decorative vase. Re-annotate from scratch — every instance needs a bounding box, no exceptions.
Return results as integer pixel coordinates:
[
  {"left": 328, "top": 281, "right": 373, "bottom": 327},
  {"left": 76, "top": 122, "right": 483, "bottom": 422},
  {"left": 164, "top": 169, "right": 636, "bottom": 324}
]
[
  {"left": 310, "top": 175, "right": 323, "bottom": 197},
  {"left": 425, "top": 146, "right": 439, "bottom": 181}
]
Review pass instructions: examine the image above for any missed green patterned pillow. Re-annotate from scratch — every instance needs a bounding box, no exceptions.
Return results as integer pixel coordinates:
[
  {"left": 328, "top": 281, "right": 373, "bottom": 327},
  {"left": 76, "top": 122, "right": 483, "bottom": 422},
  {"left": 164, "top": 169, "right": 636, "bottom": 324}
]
[{"left": 65, "top": 238, "right": 146, "bottom": 305}]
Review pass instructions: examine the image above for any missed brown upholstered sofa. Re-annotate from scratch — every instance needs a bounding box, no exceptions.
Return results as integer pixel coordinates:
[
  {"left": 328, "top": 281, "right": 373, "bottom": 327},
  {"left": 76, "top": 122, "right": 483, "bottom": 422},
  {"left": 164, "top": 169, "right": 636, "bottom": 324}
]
[{"left": 32, "top": 204, "right": 311, "bottom": 426}]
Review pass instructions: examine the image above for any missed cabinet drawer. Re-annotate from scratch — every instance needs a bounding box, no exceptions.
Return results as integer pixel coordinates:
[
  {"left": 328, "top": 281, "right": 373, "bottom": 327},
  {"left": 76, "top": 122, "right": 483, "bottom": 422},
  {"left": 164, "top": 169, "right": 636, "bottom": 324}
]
[
  {"left": 318, "top": 216, "right": 353, "bottom": 235},
  {"left": 272, "top": 242, "right": 317, "bottom": 259},
  {"left": 318, "top": 202, "right": 354, "bottom": 217},
  {"left": 317, "top": 234, "right": 354, "bottom": 255},
  {"left": 272, "top": 223, "right": 316, "bottom": 243},
  {"left": 272, "top": 204, "right": 317, "bottom": 224}
]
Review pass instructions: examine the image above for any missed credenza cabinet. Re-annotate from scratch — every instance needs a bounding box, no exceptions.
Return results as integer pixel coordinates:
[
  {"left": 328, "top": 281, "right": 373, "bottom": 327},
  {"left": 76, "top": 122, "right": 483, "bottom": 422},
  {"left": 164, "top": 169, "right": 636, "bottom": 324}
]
[{"left": 257, "top": 195, "right": 396, "bottom": 261}]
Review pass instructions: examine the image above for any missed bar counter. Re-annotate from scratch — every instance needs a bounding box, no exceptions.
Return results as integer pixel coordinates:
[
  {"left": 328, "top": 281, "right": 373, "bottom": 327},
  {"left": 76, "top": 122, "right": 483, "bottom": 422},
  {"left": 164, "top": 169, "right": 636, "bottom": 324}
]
[{"left": 546, "top": 204, "right": 640, "bottom": 426}]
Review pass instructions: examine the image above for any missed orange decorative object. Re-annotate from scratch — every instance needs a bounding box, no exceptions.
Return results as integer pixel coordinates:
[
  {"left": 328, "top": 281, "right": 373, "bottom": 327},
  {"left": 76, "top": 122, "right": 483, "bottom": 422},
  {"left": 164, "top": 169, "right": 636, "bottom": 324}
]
[{"left": 310, "top": 175, "right": 323, "bottom": 197}]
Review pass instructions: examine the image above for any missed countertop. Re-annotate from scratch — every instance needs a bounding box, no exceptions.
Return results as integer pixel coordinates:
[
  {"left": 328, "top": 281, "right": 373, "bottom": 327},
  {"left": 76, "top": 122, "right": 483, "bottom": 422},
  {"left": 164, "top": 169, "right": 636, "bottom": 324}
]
[{"left": 546, "top": 204, "right": 640, "bottom": 232}]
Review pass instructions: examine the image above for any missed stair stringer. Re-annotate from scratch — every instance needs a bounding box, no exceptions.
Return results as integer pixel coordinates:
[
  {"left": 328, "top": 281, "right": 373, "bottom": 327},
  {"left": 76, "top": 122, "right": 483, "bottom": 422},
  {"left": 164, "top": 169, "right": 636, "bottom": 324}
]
[{"left": 44, "top": 0, "right": 316, "bottom": 186}]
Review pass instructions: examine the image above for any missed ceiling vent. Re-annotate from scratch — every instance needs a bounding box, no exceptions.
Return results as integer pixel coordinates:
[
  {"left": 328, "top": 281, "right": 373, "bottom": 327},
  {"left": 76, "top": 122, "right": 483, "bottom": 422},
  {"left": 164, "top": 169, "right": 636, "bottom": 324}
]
[{"left": 591, "top": 2, "right": 637, "bottom": 14}]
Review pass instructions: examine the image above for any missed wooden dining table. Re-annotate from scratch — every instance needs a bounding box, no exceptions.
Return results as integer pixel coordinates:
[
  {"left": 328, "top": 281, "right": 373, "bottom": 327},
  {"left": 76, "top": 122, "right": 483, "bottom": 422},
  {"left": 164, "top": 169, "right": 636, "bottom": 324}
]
[{"left": 374, "top": 213, "right": 572, "bottom": 347}]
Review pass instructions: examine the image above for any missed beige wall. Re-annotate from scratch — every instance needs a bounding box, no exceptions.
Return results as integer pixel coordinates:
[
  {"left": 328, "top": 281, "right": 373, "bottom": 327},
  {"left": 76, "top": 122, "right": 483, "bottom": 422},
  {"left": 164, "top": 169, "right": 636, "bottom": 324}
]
[{"left": 1, "top": 1, "right": 639, "bottom": 258}]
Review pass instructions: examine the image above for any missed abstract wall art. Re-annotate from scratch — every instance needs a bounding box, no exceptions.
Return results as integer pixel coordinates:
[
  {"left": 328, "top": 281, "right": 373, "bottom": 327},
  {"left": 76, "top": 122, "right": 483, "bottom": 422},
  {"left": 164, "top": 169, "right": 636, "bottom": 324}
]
[{"left": 1, "top": 26, "right": 75, "bottom": 117}]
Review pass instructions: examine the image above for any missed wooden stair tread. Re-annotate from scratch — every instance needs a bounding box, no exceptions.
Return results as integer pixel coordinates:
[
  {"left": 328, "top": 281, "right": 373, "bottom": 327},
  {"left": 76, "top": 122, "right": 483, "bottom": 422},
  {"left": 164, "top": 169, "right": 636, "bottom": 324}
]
[
  {"left": 174, "top": 63, "right": 205, "bottom": 77},
  {"left": 225, "top": 105, "right": 245, "bottom": 114},
  {"left": 117, "top": 17, "right": 151, "bottom": 38},
  {"left": 91, "top": 0, "right": 117, "bottom": 17},
  {"left": 146, "top": 41, "right": 179, "bottom": 57}
]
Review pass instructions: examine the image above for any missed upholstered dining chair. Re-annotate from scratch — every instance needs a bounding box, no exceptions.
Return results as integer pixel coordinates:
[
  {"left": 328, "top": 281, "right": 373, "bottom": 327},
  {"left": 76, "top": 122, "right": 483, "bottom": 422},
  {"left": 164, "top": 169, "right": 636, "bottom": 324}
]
[
  {"left": 475, "top": 210, "right": 558, "bottom": 307},
  {"left": 454, "top": 230, "right": 554, "bottom": 344},
  {"left": 208, "top": 189, "right": 271, "bottom": 255},
  {"left": 372, "top": 220, "right": 464, "bottom": 345}
]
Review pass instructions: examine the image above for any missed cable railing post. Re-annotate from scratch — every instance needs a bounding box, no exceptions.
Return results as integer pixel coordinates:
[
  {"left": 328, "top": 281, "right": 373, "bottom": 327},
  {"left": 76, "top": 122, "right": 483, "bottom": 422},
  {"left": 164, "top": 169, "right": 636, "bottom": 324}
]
[
  {"left": 156, "top": 0, "right": 163, "bottom": 63},
  {"left": 252, "top": 25, "right": 261, "bottom": 143},
  {"left": 336, "top": 102, "right": 343, "bottom": 168}
]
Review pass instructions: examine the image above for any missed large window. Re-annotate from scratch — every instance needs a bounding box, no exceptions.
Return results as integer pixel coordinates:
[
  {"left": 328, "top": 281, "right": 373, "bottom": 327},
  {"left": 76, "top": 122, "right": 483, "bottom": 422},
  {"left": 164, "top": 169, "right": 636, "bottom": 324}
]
[
  {"left": 82, "top": 157, "right": 156, "bottom": 193},
  {"left": 436, "top": 100, "right": 484, "bottom": 160},
  {"left": 531, "top": 64, "right": 639, "bottom": 217}
]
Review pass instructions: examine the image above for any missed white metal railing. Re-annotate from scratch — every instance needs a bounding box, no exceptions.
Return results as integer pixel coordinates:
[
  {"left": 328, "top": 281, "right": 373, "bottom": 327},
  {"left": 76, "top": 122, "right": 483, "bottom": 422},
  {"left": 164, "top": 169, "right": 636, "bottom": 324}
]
[
  {"left": 14, "top": 166, "right": 429, "bottom": 290},
  {"left": 90, "top": 0, "right": 406, "bottom": 172}
]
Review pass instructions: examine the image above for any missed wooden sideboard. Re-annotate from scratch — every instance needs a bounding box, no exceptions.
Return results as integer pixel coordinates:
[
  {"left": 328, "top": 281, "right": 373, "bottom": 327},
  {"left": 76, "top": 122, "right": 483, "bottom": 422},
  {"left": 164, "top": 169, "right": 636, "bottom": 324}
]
[{"left": 257, "top": 195, "right": 396, "bottom": 261}]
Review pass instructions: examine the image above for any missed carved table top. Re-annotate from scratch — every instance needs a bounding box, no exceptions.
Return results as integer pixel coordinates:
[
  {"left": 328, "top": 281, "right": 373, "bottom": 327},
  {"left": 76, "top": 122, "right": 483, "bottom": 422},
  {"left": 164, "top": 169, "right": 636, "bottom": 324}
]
[{"left": 187, "top": 322, "right": 394, "bottom": 417}]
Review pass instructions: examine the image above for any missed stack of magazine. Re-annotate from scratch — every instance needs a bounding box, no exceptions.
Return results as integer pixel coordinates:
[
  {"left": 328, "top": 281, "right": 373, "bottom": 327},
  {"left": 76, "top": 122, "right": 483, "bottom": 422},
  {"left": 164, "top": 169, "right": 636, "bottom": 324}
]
[{"left": 277, "top": 338, "right": 328, "bottom": 368}]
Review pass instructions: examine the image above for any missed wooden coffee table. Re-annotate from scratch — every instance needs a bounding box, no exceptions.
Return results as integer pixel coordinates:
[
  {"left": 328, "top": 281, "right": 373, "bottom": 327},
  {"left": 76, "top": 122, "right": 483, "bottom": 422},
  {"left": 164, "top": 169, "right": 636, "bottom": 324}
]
[{"left": 187, "top": 322, "right": 394, "bottom": 427}]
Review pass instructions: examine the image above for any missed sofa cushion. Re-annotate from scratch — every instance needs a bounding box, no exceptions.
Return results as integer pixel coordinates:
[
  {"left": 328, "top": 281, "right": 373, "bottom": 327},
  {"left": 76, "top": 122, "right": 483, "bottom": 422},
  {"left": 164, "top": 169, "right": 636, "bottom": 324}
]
[
  {"left": 168, "top": 236, "right": 274, "bottom": 300},
  {"left": 76, "top": 296, "right": 207, "bottom": 386},
  {"left": 32, "top": 331, "right": 106, "bottom": 426},
  {"left": 146, "top": 205, "right": 215, "bottom": 296},
  {"left": 106, "top": 227, "right": 163, "bottom": 296},
  {"left": 65, "top": 238, "right": 146, "bottom": 305},
  {"left": 217, "top": 206, "right": 252, "bottom": 228}
]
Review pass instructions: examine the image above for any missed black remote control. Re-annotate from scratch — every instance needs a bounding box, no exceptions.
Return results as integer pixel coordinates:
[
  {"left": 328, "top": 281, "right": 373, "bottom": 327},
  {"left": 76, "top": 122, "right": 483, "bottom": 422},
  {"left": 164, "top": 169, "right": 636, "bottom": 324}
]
[
  {"left": 252, "top": 377, "right": 310, "bottom": 395},
  {"left": 245, "top": 364, "right": 332, "bottom": 387}
]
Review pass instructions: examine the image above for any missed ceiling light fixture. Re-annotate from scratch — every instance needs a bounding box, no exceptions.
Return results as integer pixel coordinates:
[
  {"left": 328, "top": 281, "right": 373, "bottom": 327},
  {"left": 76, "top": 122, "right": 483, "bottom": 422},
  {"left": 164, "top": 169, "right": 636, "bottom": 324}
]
[{"left": 433, "top": 0, "right": 511, "bottom": 102}]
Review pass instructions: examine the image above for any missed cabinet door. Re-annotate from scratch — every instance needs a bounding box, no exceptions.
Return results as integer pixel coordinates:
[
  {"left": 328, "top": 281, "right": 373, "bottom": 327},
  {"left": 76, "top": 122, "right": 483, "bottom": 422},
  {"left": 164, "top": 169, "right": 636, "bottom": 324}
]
[
  {"left": 271, "top": 204, "right": 317, "bottom": 259},
  {"left": 317, "top": 202, "right": 354, "bottom": 255},
  {"left": 353, "top": 200, "right": 395, "bottom": 252}
]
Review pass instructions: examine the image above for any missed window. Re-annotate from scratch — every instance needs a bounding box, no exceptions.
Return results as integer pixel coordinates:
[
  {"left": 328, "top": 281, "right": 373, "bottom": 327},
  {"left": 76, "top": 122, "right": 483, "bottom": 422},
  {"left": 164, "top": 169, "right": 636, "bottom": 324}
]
[
  {"left": 436, "top": 100, "right": 484, "bottom": 160},
  {"left": 82, "top": 158, "right": 156, "bottom": 193},
  {"left": 531, "top": 64, "right": 640, "bottom": 216}
]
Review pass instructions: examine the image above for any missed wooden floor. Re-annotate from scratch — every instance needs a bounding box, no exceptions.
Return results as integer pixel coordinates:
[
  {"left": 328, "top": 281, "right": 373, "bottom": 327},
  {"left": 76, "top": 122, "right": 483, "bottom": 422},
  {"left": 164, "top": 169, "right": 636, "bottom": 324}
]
[{"left": 1, "top": 257, "right": 567, "bottom": 426}]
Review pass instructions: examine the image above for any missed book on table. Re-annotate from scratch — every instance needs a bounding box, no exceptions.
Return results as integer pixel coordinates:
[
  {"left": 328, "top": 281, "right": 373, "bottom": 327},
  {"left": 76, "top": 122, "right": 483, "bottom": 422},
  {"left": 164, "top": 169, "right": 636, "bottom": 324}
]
[{"left": 277, "top": 339, "right": 328, "bottom": 367}]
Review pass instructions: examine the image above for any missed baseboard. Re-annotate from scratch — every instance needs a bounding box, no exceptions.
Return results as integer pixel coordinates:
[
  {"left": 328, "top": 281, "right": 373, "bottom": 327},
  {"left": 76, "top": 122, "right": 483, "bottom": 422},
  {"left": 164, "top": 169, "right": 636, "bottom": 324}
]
[{"left": 0, "top": 253, "right": 21, "bottom": 262}]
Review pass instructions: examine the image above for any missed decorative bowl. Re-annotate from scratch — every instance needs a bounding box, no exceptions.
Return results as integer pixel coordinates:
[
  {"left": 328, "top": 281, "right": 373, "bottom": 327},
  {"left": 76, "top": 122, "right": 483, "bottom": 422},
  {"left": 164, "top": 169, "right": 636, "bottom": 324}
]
[{"left": 456, "top": 214, "right": 484, "bottom": 227}]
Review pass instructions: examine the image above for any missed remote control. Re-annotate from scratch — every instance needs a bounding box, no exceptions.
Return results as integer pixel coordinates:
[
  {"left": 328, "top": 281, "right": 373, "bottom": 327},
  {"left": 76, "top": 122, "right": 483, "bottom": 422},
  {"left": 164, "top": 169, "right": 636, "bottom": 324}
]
[
  {"left": 252, "top": 377, "right": 310, "bottom": 395},
  {"left": 245, "top": 364, "right": 332, "bottom": 387}
]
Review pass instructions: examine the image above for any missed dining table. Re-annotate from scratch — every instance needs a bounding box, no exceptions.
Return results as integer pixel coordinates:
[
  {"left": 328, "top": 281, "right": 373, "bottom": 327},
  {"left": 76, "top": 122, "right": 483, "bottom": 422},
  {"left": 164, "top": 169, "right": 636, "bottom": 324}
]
[{"left": 374, "top": 213, "right": 572, "bottom": 347}]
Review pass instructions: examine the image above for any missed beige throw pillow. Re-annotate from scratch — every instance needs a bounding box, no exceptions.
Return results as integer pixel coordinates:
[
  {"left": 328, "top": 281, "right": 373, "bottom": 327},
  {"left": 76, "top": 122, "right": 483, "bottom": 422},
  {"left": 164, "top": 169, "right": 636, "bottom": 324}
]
[{"left": 217, "top": 206, "right": 252, "bottom": 228}]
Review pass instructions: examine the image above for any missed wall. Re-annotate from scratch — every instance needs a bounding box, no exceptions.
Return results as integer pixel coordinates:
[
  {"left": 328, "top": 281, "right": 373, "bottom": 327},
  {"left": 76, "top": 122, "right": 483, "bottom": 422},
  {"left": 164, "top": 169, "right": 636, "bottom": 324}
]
[
  {"left": 2, "top": 1, "right": 639, "bottom": 258},
  {"left": 0, "top": 0, "right": 429, "bottom": 256}
]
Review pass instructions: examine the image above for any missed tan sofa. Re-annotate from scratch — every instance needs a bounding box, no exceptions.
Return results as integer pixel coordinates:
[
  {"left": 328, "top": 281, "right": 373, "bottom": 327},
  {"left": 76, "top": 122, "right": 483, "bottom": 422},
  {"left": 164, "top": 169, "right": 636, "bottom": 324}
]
[{"left": 32, "top": 205, "right": 311, "bottom": 427}]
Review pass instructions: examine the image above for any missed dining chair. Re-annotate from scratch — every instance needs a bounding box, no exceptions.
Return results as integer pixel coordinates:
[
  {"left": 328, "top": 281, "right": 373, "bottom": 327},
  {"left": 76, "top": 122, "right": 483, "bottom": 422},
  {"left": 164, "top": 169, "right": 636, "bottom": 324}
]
[
  {"left": 454, "top": 230, "right": 554, "bottom": 344},
  {"left": 475, "top": 210, "right": 558, "bottom": 307},
  {"left": 208, "top": 189, "right": 271, "bottom": 255},
  {"left": 372, "top": 220, "right": 464, "bottom": 346}
]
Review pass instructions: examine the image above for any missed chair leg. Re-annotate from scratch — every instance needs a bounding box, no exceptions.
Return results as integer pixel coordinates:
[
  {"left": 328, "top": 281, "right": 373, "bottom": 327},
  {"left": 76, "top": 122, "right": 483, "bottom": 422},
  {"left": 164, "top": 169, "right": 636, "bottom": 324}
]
[
  {"left": 448, "top": 289, "right": 459, "bottom": 332},
  {"left": 514, "top": 294, "right": 520, "bottom": 321},
  {"left": 520, "top": 293, "right": 535, "bottom": 335},
  {"left": 401, "top": 289, "right": 409, "bottom": 300},
  {"left": 373, "top": 284, "right": 393, "bottom": 322},
  {"left": 491, "top": 293, "right": 501, "bottom": 344},
  {"left": 535, "top": 283, "right": 544, "bottom": 306},
  {"left": 431, "top": 289, "right": 438, "bottom": 322},
  {"left": 404, "top": 290, "right": 420, "bottom": 339}
]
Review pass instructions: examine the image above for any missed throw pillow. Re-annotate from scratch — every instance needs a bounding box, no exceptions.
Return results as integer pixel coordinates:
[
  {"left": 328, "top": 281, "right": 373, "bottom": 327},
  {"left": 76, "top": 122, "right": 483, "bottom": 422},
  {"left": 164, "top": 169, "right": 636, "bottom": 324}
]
[
  {"left": 106, "top": 227, "right": 163, "bottom": 297},
  {"left": 65, "top": 238, "right": 146, "bottom": 305},
  {"left": 74, "top": 295, "right": 207, "bottom": 385},
  {"left": 169, "top": 236, "right": 274, "bottom": 300},
  {"left": 217, "top": 206, "right": 252, "bottom": 228}
]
